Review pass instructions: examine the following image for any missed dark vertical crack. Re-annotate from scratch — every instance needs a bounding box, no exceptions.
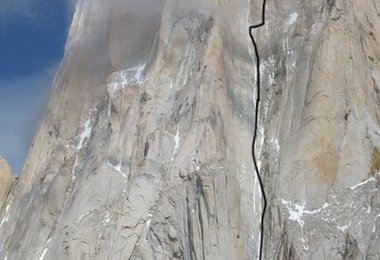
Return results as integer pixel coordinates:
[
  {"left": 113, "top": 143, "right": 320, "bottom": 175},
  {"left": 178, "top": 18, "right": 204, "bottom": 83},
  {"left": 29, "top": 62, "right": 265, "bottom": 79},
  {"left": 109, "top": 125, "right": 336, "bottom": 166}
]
[
  {"left": 248, "top": 1, "right": 267, "bottom": 260},
  {"left": 196, "top": 176, "right": 206, "bottom": 260},
  {"left": 186, "top": 190, "right": 197, "bottom": 260}
]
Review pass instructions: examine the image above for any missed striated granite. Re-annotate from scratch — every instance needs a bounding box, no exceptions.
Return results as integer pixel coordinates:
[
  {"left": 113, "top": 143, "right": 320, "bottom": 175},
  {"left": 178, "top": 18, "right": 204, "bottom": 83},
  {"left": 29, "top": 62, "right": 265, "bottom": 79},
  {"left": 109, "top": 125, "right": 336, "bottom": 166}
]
[
  {"left": 0, "top": 0, "right": 379, "bottom": 259},
  {"left": 0, "top": 0, "right": 261, "bottom": 259},
  {"left": 255, "top": 0, "right": 380, "bottom": 258},
  {"left": 0, "top": 157, "right": 13, "bottom": 215}
]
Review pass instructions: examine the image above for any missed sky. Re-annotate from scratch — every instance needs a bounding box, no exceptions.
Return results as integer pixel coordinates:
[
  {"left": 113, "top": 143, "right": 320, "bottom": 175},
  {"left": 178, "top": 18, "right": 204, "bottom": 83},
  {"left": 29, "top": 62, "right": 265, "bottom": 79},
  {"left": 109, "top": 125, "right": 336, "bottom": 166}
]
[{"left": 0, "top": 0, "right": 75, "bottom": 174}]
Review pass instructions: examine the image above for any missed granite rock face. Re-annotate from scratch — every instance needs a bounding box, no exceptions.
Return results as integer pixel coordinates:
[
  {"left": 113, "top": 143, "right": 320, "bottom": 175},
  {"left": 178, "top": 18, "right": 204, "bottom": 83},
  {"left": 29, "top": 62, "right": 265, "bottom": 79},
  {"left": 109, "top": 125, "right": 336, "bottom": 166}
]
[
  {"left": 0, "top": 0, "right": 379, "bottom": 259},
  {"left": 255, "top": 0, "right": 380, "bottom": 258},
  {"left": 0, "top": 157, "right": 13, "bottom": 215},
  {"left": 0, "top": 0, "right": 261, "bottom": 259}
]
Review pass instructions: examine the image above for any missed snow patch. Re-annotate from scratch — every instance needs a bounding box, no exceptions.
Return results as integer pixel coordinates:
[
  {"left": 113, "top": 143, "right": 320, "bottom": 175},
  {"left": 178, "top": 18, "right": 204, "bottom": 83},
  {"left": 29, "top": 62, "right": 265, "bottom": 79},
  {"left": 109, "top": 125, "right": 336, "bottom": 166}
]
[
  {"left": 287, "top": 13, "right": 298, "bottom": 25},
  {"left": 192, "top": 159, "right": 200, "bottom": 171},
  {"left": 269, "top": 72, "right": 276, "bottom": 85},
  {"left": 337, "top": 225, "right": 349, "bottom": 232},
  {"left": 146, "top": 213, "right": 153, "bottom": 227},
  {"left": 108, "top": 63, "right": 146, "bottom": 97},
  {"left": 119, "top": 63, "right": 146, "bottom": 85},
  {"left": 77, "top": 117, "right": 92, "bottom": 150},
  {"left": 38, "top": 239, "right": 51, "bottom": 260},
  {"left": 372, "top": 214, "right": 379, "bottom": 233},
  {"left": 349, "top": 177, "right": 375, "bottom": 190},
  {"left": 71, "top": 157, "right": 79, "bottom": 181},
  {"left": 72, "top": 107, "right": 96, "bottom": 180},
  {"left": 39, "top": 248, "right": 48, "bottom": 260},
  {"left": 0, "top": 205, "right": 10, "bottom": 228},
  {"left": 121, "top": 63, "right": 145, "bottom": 85},
  {"left": 271, "top": 138, "right": 280, "bottom": 152},
  {"left": 77, "top": 211, "right": 92, "bottom": 222},
  {"left": 77, "top": 107, "right": 96, "bottom": 150},
  {"left": 105, "top": 211, "right": 111, "bottom": 224},
  {"left": 301, "top": 237, "right": 309, "bottom": 251},
  {"left": 260, "top": 55, "right": 276, "bottom": 75},
  {"left": 171, "top": 128, "right": 180, "bottom": 161},
  {"left": 106, "top": 160, "right": 128, "bottom": 178},
  {"left": 130, "top": 63, "right": 146, "bottom": 84},
  {"left": 281, "top": 199, "right": 329, "bottom": 227},
  {"left": 207, "top": 165, "right": 224, "bottom": 170},
  {"left": 282, "top": 200, "right": 305, "bottom": 227}
]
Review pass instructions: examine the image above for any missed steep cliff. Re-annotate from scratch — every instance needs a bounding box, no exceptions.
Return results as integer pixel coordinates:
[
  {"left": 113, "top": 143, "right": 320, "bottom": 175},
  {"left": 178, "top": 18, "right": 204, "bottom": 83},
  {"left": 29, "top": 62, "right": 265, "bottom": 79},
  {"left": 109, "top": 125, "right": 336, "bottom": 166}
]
[
  {"left": 0, "top": 0, "right": 379, "bottom": 259},
  {"left": 0, "top": 157, "right": 13, "bottom": 215},
  {"left": 0, "top": 0, "right": 261, "bottom": 259},
  {"left": 255, "top": 0, "right": 380, "bottom": 258}
]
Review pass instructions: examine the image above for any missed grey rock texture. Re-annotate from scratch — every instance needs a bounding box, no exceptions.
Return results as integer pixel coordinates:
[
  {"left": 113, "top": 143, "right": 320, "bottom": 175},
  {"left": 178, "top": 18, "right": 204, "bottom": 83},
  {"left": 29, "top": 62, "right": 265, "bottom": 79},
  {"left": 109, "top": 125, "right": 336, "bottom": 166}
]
[
  {"left": 0, "top": 0, "right": 260, "bottom": 259},
  {"left": 0, "top": 157, "right": 13, "bottom": 216},
  {"left": 255, "top": 0, "right": 380, "bottom": 259},
  {"left": 0, "top": 0, "right": 379, "bottom": 259}
]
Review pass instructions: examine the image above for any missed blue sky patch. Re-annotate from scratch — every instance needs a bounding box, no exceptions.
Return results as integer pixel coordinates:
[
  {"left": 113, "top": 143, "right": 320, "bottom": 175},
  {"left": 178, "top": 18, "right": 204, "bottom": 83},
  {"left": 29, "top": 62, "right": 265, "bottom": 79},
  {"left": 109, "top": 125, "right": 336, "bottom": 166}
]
[{"left": 0, "top": 0, "right": 74, "bottom": 174}]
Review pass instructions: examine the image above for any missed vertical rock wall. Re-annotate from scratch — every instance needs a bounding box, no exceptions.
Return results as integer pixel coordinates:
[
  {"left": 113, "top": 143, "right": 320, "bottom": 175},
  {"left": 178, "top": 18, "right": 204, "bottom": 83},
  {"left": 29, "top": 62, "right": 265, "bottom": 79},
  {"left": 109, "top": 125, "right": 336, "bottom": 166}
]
[
  {"left": 254, "top": 0, "right": 380, "bottom": 258},
  {"left": 0, "top": 0, "right": 263, "bottom": 259},
  {"left": 0, "top": 157, "right": 13, "bottom": 217},
  {"left": 0, "top": 0, "right": 379, "bottom": 259}
]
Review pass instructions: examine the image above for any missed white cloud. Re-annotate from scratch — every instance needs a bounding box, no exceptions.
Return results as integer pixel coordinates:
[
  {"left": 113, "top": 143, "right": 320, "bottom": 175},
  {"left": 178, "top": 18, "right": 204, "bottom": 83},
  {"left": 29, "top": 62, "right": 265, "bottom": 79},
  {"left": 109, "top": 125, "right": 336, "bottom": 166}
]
[
  {"left": 0, "top": 0, "right": 75, "bottom": 175},
  {"left": 0, "top": 0, "right": 36, "bottom": 19},
  {"left": 0, "top": 64, "right": 58, "bottom": 174},
  {"left": 0, "top": 0, "right": 76, "bottom": 29}
]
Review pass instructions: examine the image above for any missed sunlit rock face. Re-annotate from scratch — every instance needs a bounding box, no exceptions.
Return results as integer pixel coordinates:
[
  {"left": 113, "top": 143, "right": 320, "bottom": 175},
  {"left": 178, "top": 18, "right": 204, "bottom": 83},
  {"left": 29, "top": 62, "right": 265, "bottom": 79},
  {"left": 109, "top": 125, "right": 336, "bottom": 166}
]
[
  {"left": 0, "top": 0, "right": 261, "bottom": 259},
  {"left": 0, "top": 0, "right": 379, "bottom": 259},
  {"left": 0, "top": 157, "right": 13, "bottom": 213},
  {"left": 255, "top": 0, "right": 380, "bottom": 259}
]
